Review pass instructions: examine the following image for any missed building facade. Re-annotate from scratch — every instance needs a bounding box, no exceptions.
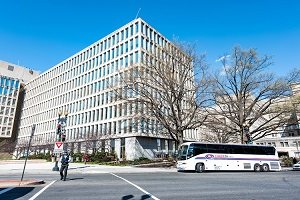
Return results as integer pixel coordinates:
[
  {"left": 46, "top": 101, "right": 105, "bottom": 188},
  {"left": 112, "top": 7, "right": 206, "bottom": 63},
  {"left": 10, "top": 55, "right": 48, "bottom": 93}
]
[
  {"left": 15, "top": 18, "right": 199, "bottom": 160},
  {"left": 255, "top": 82, "right": 300, "bottom": 158},
  {"left": 0, "top": 60, "right": 39, "bottom": 139}
]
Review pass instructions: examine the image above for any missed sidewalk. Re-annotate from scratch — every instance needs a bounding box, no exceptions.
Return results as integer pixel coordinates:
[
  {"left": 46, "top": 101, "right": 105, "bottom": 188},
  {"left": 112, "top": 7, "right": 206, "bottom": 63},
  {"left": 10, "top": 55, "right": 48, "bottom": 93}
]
[{"left": 0, "top": 179, "right": 45, "bottom": 187}]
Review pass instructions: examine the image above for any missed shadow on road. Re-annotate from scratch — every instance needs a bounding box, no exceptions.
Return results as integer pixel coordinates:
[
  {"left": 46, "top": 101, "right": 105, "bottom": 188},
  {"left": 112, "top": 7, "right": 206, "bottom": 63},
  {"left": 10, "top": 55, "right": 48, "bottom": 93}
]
[
  {"left": 68, "top": 177, "right": 84, "bottom": 181},
  {"left": 0, "top": 187, "right": 34, "bottom": 200},
  {"left": 69, "top": 165, "right": 93, "bottom": 170},
  {"left": 121, "top": 194, "right": 151, "bottom": 200}
]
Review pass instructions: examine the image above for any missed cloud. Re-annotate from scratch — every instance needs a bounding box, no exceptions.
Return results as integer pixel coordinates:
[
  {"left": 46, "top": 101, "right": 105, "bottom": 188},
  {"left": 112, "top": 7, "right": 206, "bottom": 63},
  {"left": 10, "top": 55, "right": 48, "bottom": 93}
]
[{"left": 216, "top": 55, "right": 230, "bottom": 62}]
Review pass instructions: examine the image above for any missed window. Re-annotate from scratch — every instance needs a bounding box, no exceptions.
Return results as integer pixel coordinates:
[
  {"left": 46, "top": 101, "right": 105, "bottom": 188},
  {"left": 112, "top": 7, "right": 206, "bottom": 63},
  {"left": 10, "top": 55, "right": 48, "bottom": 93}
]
[
  {"left": 135, "top": 22, "right": 139, "bottom": 33},
  {"left": 284, "top": 142, "right": 289, "bottom": 147},
  {"left": 7, "top": 65, "right": 14, "bottom": 71}
]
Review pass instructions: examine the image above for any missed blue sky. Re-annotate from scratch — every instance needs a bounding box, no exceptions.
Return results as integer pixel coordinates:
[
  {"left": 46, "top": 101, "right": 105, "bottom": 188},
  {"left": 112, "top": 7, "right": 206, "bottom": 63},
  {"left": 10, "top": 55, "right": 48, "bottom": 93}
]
[{"left": 1, "top": 0, "right": 300, "bottom": 75}]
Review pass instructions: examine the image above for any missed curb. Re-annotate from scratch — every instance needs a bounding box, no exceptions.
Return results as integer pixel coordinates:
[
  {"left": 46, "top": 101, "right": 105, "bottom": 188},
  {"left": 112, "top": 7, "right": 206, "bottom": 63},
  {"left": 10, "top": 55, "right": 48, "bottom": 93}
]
[
  {"left": 134, "top": 161, "right": 175, "bottom": 168},
  {"left": 0, "top": 179, "right": 45, "bottom": 188}
]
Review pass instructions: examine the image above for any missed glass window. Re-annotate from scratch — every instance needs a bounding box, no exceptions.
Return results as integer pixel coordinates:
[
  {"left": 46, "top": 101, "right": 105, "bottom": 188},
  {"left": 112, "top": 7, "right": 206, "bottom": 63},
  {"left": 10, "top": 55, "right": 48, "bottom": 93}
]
[
  {"left": 135, "top": 22, "right": 139, "bottom": 33},
  {"left": 125, "top": 28, "right": 128, "bottom": 39},
  {"left": 130, "top": 39, "right": 133, "bottom": 51},
  {"left": 125, "top": 42, "right": 128, "bottom": 52},
  {"left": 129, "top": 25, "right": 133, "bottom": 36}
]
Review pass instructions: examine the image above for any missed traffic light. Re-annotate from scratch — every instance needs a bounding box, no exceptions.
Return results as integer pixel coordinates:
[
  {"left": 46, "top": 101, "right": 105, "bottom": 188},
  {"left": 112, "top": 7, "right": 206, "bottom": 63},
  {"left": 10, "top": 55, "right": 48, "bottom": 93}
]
[
  {"left": 57, "top": 124, "right": 61, "bottom": 134},
  {"left": 62, "top": 134, "right": 66, "bottom": 142},
  {"left": 246, "top": 133, "right": 253, "bottom": 144}
]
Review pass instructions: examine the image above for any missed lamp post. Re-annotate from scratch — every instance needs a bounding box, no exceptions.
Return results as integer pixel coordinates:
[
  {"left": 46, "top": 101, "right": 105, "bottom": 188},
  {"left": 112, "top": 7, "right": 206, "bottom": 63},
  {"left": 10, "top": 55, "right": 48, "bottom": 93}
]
[{"left": 52, "top": 111, "right": 68, "bottom": 171}]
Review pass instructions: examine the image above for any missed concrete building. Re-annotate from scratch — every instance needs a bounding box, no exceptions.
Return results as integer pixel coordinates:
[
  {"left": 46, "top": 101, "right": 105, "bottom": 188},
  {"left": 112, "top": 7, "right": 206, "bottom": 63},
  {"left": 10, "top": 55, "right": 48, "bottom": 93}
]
[
  {"left": 0, "top": 60, "right": 39, "bottom": 139},
  {"left": 255, "top": 82, "right": 300, "bottom": 158},
  {"left": 15, "top": 18, "right": 198, "bottom": 160}
]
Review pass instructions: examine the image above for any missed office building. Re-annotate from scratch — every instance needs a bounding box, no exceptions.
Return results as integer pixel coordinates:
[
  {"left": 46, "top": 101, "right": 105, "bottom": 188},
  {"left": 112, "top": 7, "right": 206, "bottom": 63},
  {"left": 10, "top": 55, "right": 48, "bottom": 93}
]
[
  {"left": 0, "top": 61, "right": 39, "bottom": 140},
  {"left": 15, "top": 18, "right": 198, "bottom": 160}
]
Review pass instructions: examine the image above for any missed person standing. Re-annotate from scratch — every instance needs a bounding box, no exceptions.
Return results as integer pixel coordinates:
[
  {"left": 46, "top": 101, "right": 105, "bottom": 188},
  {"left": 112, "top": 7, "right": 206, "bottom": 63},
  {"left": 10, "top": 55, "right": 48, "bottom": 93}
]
[
  {"left": 293, "top": 157, "right": 297, "bottom": 164},
  {"left": 60, "top": 151, "right": 70, "bottom": 181}
]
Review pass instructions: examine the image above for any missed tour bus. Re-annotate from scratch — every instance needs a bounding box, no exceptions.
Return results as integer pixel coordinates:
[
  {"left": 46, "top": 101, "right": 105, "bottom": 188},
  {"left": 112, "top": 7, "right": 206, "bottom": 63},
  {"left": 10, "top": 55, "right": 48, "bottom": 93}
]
[{"left": 176, "top": 142, "right": 281, "bottom": 172}]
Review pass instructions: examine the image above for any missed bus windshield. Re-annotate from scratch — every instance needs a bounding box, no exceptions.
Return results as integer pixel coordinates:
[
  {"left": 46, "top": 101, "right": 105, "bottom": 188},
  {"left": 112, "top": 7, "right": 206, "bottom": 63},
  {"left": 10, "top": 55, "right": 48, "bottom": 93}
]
[{"left": 177, "top": 145, "right": 189, "bottom": 160}]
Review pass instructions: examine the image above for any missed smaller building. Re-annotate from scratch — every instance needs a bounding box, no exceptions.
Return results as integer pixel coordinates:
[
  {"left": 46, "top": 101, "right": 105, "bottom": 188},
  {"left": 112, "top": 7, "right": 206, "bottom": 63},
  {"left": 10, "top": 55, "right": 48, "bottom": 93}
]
[
  {"left": 255, "top": 82, "right": 300, "bottom": 158},
  {"left": 0, "top": 60, "right": 39, "bottom": 139}
]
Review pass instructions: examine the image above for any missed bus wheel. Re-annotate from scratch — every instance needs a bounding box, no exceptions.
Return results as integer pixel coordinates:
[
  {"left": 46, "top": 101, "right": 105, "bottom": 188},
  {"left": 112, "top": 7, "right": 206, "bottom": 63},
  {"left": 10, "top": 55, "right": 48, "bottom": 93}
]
[
  {"left": 262, "top": 164, "right": 269, "bottom": 172},
  {"left": 196, "top": 163, "right": 205, "bottom": 173},
  {"left": 254, "top": 163, "right": 261, "bottom": 172}
]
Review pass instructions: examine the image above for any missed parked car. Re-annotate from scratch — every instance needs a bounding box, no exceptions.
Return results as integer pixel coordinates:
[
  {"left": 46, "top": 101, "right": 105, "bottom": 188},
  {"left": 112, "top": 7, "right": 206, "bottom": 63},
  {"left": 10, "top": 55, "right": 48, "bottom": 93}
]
[{"left": 293, "top": 161, "right": 300, "bottom": 171}]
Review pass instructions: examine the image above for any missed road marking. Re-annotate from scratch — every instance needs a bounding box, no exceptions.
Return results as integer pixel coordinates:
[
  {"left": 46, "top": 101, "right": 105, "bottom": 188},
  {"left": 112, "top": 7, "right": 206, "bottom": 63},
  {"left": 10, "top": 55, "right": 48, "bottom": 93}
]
[
  {"left": 110, "top": 173, "right": 160, "bottom": 200},
  {"left": 0, "top": 187, "right": 14, "bottom": 195},
  {"left": 28, "top": 180, "right": 56, "bottom": 200}
]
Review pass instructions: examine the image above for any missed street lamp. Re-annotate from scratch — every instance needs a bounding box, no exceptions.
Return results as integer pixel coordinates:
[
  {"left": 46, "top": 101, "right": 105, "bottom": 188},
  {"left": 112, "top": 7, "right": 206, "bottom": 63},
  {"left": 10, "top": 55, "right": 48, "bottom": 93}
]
[{"left": 52, "top": 111, "right": 68, "bottom": 171}]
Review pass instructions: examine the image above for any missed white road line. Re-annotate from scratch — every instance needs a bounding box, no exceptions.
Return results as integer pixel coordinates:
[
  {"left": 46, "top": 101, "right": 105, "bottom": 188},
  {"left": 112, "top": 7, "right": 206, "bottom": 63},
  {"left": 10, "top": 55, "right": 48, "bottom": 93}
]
[
  {"left": 28, "top": 180, "right": 56, "bottom": 200},
  {"left": 0, "top": 187, "right": 14, "bottom": 195},
  {"left": 110, "top": 173, "right": 160, "bottom": 200}
]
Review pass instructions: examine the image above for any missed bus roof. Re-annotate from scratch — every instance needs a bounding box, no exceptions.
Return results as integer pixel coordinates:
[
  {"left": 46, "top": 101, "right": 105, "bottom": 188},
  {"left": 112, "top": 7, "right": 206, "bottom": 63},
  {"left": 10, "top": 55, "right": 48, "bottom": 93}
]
[{"left": 181, "top": 141, "right": 273, "bottom": 148}]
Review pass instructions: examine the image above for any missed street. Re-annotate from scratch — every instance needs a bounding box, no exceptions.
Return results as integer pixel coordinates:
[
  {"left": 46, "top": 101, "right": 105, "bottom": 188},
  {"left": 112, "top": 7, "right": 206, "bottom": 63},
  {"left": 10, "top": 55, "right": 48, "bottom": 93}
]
[{"left": 0, "top": 163, "right": 299, "bottom": 200}]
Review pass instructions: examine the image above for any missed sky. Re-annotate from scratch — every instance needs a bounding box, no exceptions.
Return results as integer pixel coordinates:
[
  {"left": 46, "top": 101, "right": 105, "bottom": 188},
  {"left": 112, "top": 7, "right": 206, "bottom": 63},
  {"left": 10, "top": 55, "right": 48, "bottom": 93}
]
[{"left": 1, "top": 0, "right": 300, "bottom": 75}]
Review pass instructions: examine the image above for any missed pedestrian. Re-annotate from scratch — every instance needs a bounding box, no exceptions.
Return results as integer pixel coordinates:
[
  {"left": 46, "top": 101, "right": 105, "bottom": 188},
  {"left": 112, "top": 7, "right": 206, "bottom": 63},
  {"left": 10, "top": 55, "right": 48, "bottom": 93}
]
[
  {"left": 83, "top": 153, "right": 89, "bottom": 165},
  {"left": 60, "top": 151, "right": 70, "bottom": 181},
  {"left": 293, "top": 157, "right": 297, "bottom": 164}
]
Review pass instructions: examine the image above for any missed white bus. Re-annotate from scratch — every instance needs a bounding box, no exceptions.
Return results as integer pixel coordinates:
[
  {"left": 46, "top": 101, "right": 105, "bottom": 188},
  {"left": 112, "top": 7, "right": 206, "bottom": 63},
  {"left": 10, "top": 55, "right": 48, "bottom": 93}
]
[{"left": 176, "top": 142, "right": 281, "bottom": 172}]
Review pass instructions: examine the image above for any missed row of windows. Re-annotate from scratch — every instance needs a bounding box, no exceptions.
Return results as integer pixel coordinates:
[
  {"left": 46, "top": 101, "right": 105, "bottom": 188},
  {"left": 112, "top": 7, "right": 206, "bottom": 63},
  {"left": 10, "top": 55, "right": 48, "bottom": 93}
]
[
  {"left": 27, "top": 20, "right": 142, "bottom": 91},
  {"left": 256, "top": 141, "right": 300, "bottom": 148},
  {"left": 29, "top": 19, "right": 170, "bottom": 89},
  {"left": 0, "top": 116, "right": 13, "bottom": 126},
  {"left": 0, "top": 106, "right": 15, "bottom": 116},
  {"left": 19, "top": 117, "right": 165, "bottom": 143},
  {"left": 21, "top": 98, "right": 156, "bottom": 133},
  {"left": 1, "top": 96, "right": 17, "bottom": 107},
  {"left": 26, "top": 19, "right": 173, "bottom": 101},
  {"left": 28, "top": 30, "right": 180, "bottom": 102},
  {"left": 21, "top": 69, "right": 191, "bottom": 130},
  {"left": 0, "top": 76, "right": 20, "bottom": 89},
  {"left": 1, "top": 126, "right": 11, "bottom": 137},
  {"left": 24, "top": 50, "right": 140, "bottom": 108},
  {"left": 0, "top": 86, "right": 19, "bottom": 97}
]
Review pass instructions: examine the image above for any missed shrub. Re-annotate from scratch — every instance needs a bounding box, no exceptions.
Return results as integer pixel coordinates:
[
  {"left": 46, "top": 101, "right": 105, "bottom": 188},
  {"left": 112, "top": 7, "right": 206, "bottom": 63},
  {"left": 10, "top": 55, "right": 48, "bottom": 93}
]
[
  {"left": 72, "top": 152, "right": 83, "bottom": 162},
  {"left": 90, "top": 151, "right": 116, "bottom": 163},
  {"left": 281, "top": 156, "right": 293, "bottom": 167},
  {"left": 131, "top": 157, "right": 151, "bottom": 165}
]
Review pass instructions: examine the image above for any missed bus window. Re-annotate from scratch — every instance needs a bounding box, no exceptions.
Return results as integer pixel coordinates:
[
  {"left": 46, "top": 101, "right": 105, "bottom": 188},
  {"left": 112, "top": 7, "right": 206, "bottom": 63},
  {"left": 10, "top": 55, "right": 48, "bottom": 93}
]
[
  {"left": 193, "top": 143, "right": 207, "bottom": 155},
  {"left": 206, "top": 144, "right": 227, "bottom": 154}
]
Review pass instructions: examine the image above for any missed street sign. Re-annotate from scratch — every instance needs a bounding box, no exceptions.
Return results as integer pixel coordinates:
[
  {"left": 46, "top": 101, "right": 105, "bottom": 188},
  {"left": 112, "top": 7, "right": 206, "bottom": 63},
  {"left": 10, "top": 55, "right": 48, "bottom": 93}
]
[{"left": 53, "top": 141, "right": 64, "bottom": 153}]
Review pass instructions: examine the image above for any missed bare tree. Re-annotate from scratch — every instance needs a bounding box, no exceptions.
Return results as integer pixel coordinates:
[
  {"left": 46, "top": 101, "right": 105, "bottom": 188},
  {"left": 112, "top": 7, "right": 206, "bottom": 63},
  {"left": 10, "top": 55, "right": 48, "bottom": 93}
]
[
  {"left": 72, "top": 131, "right": 114, "bottom": 154},
  {"left": 206, "top": 46, "right": 300, "bottom": 143},
  {"left": 0, "top": 139, "right": 16, "bottom": 158},
  {"left": 115, "top": 41, "right": 210, "bottom": 146}
]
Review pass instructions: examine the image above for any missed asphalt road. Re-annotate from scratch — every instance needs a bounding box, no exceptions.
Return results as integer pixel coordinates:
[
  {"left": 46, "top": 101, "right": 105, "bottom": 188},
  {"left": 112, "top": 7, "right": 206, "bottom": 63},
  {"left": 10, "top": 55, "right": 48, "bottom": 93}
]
[{"left": 1, "top": 170, "right": 300, "bottom": 200}]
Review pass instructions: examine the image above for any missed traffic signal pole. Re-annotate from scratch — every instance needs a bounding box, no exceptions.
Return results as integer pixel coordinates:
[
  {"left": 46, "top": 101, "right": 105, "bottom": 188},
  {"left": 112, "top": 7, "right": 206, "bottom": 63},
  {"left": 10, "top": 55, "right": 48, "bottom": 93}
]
[
  {"left": 52, "top": 114, "right": 61, "bottom": 171},
  {"left": 52, "top": 111, "right": 68, "bottom": 171}
]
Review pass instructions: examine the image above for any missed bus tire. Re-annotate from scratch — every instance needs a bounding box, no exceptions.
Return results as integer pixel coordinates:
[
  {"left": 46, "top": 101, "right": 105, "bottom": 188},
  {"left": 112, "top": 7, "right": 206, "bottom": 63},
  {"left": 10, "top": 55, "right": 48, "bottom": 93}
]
[
  {"left": 196, "top": 163, "right": 205, "bottom": 173},
  {"left": 254, "top": 163, "right": 261, "bottom": 172},
  {"left": 262, "top": 163, "right": 269, "bottom": 172}
]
